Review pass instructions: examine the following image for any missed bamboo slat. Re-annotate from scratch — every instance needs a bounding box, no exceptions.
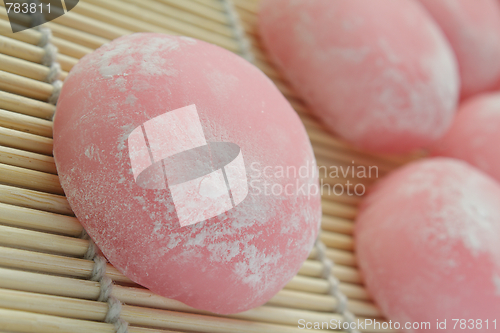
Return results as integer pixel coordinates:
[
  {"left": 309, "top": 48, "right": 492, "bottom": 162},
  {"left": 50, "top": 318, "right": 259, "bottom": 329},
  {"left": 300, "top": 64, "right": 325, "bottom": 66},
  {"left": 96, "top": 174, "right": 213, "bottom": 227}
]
[
  {"left": 0, "top": 246, "right": 132, "bottom": 283},
  {"left": 157, "top": 0, "right": 228, "bottom": 24},
  {"left": 0, "top": 70, "right": 54, "bottom": 101},
  {"left": 0, "top": 288, "right": 326, "bottom": 333},
  {"left": 0, "top": 17, "right": 93, "bottom": 60},
  {"left": 0, "top": 53, "right": 66, "bottom": 82},
  {"left": 0, "top": 30, "right": 42, "bottom": 61},
  {"left": 80, "top": 0, "right": 239, "bottom": 52},
  {"left": 73, "top": 1, "right": 178, "bottom": 35},
  {"left": 233, "top": 0, "right": 259, "bottom": 14},
  {"left": 0, "top": 28, "right": 77, "bottom": 71},
  {"left": 0, "top": 308, "right": 179, "bottom": 333},
  {"left": 192, "top": 0, "right": 224, "bottom": 11},
  {"left": 0, "top": 224, "right": 87, "bottom": 257},
  {"left": 0, "top": 202, "right": 80, "bottom": 236},
  {"left": 47, "top": 20, "right": 110, "bottom": 49},
  {"left": 321, "top": 200, "right": 357, "bottom": 220},
  {"left": 123, "top": 0, "right": 233, "bottom": 37},
  {"left": 0, "top": 127, "right": 52, "bottom": 155},
  {"left": 0, "top": 16, "right": 38, "bottom": 44},
  {"left": 50, "top": 8, "right": 134, "bottom": 41},
  {"left": 0, "top": 184, "right": 71, "bottom": 215},
  {"left": 322, "top": 215, "right": 355, "bottom": 235},
  {"left": 0, "top": 90, "right": 55, "bottom": 119},
  {"left": 0, "top": 108, "right": 52, "bottom": 137},
  {"left": 0, "top": 145, "right": 56, "bottom": 173},
  {"left": 0, "top": 163, "right": 62, "bottom": 194}
]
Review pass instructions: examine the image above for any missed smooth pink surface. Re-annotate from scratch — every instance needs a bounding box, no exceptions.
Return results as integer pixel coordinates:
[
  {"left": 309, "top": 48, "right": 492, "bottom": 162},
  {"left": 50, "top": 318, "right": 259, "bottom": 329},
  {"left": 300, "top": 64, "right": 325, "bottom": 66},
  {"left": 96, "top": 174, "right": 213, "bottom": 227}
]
[
  {"left": 258, "top": 0, "right": 459, "bottom": 154},
  {"left": 418, "top": 0, "right": 500, "bottom": 99},
  {"left": 356, "top": 158, "right": 500, "bottom": 331},
  {"left": 431, "top": 93, "right": 500, "bottom": 183},
  {"left": 53, "top": 33, "right": 321, "bottom": 314}
]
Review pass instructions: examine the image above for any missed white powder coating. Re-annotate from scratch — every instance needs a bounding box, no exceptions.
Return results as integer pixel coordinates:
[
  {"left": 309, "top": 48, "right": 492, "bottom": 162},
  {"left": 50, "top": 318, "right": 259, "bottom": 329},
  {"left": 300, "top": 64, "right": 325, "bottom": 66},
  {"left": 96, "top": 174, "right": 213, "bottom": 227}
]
[
  {"left": 54, "top": 33, "right": 321, "bottom": 314},
  {"left": 96, "top": 35, "right": 180, "bottom": 78},
  {"left": 84, "top": 144, "right": 103, "bottom": 163},
  {"left": 259, "top": 0, "right": 459, "bottom": 153},
  {"left": 494, "top": 275, "right": 500, "bottom": 297},
  {"left": 418, "top": 0, "right": 500, "bottom": 97},
  {"left": 355, "top": 158, "right": 500, "bottom": 328},
  {"left": 401, "top": 161, "right": 500, "bottom": 263}
]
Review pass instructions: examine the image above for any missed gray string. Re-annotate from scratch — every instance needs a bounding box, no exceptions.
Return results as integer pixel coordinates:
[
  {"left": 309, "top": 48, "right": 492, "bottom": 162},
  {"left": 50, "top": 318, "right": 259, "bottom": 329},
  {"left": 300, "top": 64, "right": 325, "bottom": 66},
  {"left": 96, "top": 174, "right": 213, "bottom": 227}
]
[
  {"left": 42, "top": 43, "right": 63, "bottom": 105},
  {"left": 89, "top": 255, "right": 107, "bottom": 282},
  {"left": 105, "top": 297, "right": 123, "bottom": 323},
  {"left": 29, "top": 2, "right": 62, "bottom": 105},
  {"left": 81, "top": 229, "right": 129, "bottom": 333},
  {"left": 220, "top": 0, "right": 255, "bottom": 63},
  {"left": 37, "top": 27, "right": 62, "bottom": 85},
  {"left": 46, "top": 63, "right": 61, "bottom": 83},
  {"left": 114, "top": 318, "right": 129, "bottom": 333},
  {"left": 98, "top": 276, "right": 114, "bottom": 302},
  {"left": 316, "top": 239, "right": 360, "bottom": 333},
  {"left": 41, "top": 44, "right": 57, "bottom": 67},
  {"left": 48, "top": 80, "right": 62, "bottom": 105},
  {"left": 37, "top": 27, "right": 52, "bottom": 47}
]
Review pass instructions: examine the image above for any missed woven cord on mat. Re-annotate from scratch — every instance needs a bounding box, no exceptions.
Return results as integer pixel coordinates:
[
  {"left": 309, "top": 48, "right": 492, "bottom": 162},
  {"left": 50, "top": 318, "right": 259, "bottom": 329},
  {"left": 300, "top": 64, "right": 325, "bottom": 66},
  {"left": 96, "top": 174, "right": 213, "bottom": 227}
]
[
  {"left": 30, "top": 0, "right": 62, "bottom": 106},
  {"left": 82, "top": 230, "right": 130, "bottom": 333},
  {"left": 221, "top": 0, "right": 255, "bottom": 63},
  {"left": 30, "top": 2, "right": 131, "bottom": 331},
  {"left": 316, "top": 239, "right": 361, "bottom": 333}
]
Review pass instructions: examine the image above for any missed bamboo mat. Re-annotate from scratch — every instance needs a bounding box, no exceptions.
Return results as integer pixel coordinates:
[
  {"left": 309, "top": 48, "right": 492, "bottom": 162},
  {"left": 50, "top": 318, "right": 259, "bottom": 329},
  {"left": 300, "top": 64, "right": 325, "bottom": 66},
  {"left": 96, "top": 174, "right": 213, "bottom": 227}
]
[{"left": 0, "top": 0, "right": 419, "bottom": 332}]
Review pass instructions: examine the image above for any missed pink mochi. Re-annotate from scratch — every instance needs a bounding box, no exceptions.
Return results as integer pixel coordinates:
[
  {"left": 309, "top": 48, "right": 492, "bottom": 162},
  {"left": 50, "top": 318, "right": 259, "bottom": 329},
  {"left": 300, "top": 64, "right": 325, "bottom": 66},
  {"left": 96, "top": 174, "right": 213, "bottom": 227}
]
[
  {"left": 431, "top": 93, "right": 500, "bottom": 183},
  {"left": 258, "top": 0, "right": 459, "bottom": 154},
  {"left": 418, "top": 0, "right": 500, "bottom": 99},
  {"left": 53, "top": 33, "right": 321, "bottom": 314},
  {"left": 356, "top": 158, "right": 500, "bottom": 331}
]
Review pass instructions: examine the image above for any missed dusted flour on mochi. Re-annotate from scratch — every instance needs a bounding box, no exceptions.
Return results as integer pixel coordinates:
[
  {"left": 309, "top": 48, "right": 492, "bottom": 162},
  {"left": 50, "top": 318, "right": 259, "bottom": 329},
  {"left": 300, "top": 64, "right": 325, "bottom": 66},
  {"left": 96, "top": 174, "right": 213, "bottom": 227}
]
[
  {"left": 356, "top": 158, "right": 500, "bottom": 330},
  {"left": 258, "top": 0, "right": 459, "bottom": 154},
  {"left": 53, "top": 33, "right": 321, "bottom": 314},
  {"left": 418, "top": 0, "right": 500, "bottom": 98}
]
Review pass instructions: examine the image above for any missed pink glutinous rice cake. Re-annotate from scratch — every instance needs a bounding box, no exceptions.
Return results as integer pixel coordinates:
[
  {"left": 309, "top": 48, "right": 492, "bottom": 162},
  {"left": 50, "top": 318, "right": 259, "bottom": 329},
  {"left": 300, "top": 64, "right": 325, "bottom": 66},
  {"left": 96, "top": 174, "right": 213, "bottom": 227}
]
[
  {"left": 431, "top": 92, "right": 500, "bottom": 183},
  {"left": 356, "top": 158, "right": 500, "bottom": 332},
  {"left": 53, "top": 33, "right": 322, "bottom": 314},
  {"left": 418, "top": 0, "right": 500, "bottom": 99},
  {"left": 258, "top": 0, "right": 459, "bottom": 154}
]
